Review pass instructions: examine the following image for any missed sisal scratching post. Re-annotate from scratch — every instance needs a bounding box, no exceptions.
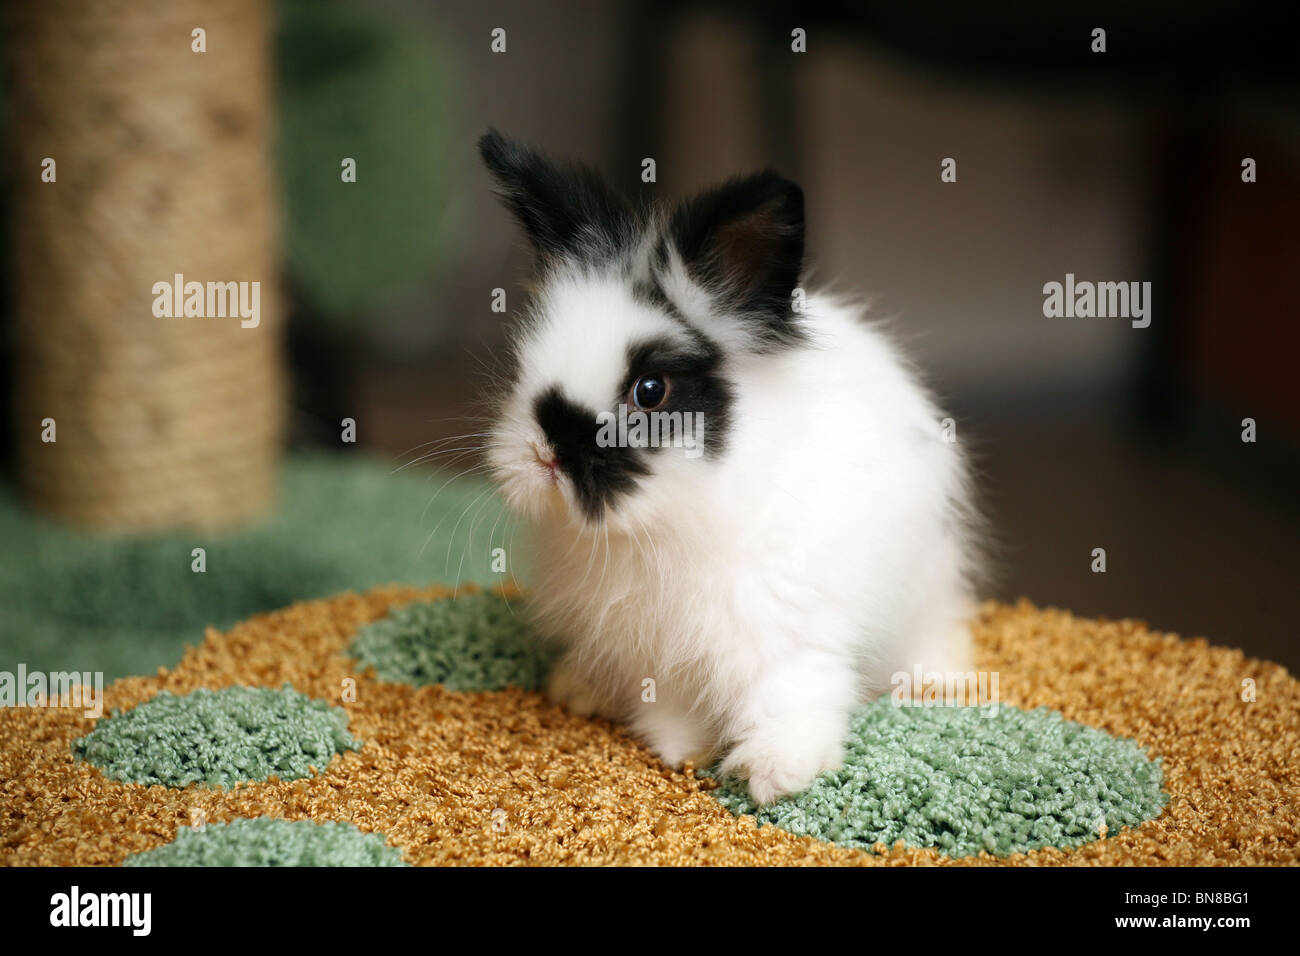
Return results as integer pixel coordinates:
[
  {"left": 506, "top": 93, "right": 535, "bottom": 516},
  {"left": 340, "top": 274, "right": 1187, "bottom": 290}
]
[{"left": 6, "top": 0, "right": 284, "bottom": 531}]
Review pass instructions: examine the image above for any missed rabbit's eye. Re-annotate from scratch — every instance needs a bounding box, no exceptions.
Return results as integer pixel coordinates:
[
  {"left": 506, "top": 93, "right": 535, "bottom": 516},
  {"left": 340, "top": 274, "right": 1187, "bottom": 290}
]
[{"left": 631, "top": 374, "right": 669, "bottom": 410}]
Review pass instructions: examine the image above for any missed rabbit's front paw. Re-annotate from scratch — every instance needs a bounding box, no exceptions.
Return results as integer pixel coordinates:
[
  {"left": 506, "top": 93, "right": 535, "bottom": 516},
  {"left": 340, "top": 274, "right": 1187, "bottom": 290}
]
[
  {"left": 720, "top": 716, "right": 846, "bottom": 805},
  {"left": 546, "top": 660, "right": 604, "bottom": 718},
  {"left": 631, "top": 707, "right": 715, "bottom": 770}
]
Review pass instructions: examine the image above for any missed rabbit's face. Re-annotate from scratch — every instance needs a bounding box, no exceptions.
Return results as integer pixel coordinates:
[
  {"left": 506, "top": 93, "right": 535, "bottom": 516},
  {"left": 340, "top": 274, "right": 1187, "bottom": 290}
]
[
  {"left": 479, "top": 130, "right": 803, "bottom": 529},
  {"left": 489, "top": 264, "right": 730, "bottom": 527}
]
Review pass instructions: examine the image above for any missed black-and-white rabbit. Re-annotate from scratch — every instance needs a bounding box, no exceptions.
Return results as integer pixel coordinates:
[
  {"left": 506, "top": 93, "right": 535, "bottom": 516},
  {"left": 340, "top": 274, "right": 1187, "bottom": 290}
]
[{"left": 480, "top": 130, "right": 980, "bottom": 803}]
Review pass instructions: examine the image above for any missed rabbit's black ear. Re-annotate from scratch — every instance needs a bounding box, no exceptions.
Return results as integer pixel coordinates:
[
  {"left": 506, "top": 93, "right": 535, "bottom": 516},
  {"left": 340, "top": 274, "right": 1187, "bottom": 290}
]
[
  {"left": 479, "top": 129, "right": 634, "bottom": 263},
  {"left": 667, "top": 171, "right": 805, "bottom": 345}
]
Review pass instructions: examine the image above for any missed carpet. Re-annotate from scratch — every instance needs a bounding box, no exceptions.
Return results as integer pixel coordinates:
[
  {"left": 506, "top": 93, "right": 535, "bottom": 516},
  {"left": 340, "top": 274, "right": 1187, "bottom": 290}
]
[
  {"left": 2, "top": 584, "right": 1297, "bottom": 866},
  {"left": 0, "top": 453, "right": 512, "bottom": 680}
]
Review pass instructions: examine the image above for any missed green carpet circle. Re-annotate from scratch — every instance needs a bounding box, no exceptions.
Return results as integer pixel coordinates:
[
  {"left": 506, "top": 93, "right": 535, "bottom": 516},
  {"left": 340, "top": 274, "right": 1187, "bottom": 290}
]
[
  {"left": 124, "top": 818, "right": 408, "bottom": 866},
  {"left": 707, "top": 699, "right": 1168, "bottom": 858},
  {"left": 72, "top": 685, "right": 360, "bottom": 788},
  {"left": 349, "top": 590, "right": 553, "bottom": 691}
]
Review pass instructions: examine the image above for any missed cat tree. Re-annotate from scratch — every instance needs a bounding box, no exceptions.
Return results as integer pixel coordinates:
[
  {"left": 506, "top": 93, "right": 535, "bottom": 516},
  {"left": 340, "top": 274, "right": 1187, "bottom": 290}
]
[{"left": 7, "top": 0, "right": 283, "bottom": 530}]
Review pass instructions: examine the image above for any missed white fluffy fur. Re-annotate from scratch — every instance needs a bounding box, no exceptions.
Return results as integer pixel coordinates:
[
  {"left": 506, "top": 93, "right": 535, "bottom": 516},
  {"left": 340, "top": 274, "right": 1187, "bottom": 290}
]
[{"left": 489, "top": 265, "right": 978, "bottom": 804}]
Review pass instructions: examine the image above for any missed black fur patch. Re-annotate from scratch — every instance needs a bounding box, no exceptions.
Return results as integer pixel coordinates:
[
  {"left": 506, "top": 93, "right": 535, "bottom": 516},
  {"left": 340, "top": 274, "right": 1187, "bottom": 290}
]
[
  {"left": 666, "top": 170, "right": 806, "bottom": 348},
  {"left": 620, "top": 336, "right": 732, "bottom": 460},
  {"left": 631, "top": 278, "right": 671, "bottom": 312},
  {"left": 533, "top": 386, "right": 650, "bottom": 520},
  {"left": 479, "top": 129, "right": 637, "bottom": 266},
  {"left": 530, "top": 333, "right": 731, "bottom": 519}
]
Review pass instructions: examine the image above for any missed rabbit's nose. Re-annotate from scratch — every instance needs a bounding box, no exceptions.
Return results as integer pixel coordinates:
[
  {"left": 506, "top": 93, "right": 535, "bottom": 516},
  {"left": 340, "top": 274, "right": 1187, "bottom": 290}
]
[{"left": 531, "top": 443, "right": 560, "bottom": 482}]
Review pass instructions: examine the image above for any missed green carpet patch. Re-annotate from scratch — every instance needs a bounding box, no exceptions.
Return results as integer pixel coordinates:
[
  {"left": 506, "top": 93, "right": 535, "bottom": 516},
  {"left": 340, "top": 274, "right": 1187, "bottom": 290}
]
[
  {"left": 124, "top": 817, "right": 407, "bottom": 866},
  {"left": 708, "top": 699, "right": 1167, "bottom": 858},
  {"left": 73, "top": 685, "right": 360, "bottom": 788},
  {"left": 0, "top": 454, "right": 515, "bottom": 680},
  {"left": 350, "top": 591, "right": 552, "bottom": 692}
]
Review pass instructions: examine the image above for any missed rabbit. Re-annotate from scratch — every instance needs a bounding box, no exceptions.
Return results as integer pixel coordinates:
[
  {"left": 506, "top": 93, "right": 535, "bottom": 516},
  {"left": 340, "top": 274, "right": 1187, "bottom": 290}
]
[{"left": 478, "top": 129, "right": 981, "bottom": 804}]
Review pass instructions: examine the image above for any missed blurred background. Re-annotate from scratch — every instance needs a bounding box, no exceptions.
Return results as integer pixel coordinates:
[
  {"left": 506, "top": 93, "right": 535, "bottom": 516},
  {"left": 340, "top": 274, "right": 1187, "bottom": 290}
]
[{"left": 2, "top": 0, "right": 1297, "bottom": 679}]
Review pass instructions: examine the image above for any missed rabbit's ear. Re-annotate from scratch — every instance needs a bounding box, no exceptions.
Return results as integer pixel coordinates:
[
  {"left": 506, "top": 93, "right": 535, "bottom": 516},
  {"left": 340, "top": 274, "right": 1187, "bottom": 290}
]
[
  {"left": 479, "top": 129, "right": 634, "bottom": 263},
  {"left": 667, "top": 171, "right": 805, "bottom": 342}
]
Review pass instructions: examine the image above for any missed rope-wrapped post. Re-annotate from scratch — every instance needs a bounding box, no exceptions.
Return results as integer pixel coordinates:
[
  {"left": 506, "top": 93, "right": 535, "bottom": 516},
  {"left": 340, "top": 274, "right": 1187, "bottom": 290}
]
[{"left": 6, "top": 0, "right": 284, "bottom": 531}]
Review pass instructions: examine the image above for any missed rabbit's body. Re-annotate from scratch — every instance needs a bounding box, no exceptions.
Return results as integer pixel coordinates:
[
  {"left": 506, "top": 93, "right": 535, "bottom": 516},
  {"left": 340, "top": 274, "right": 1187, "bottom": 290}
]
[{"left": 480, "top": 131, "right": 980, "bottom": 802}]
